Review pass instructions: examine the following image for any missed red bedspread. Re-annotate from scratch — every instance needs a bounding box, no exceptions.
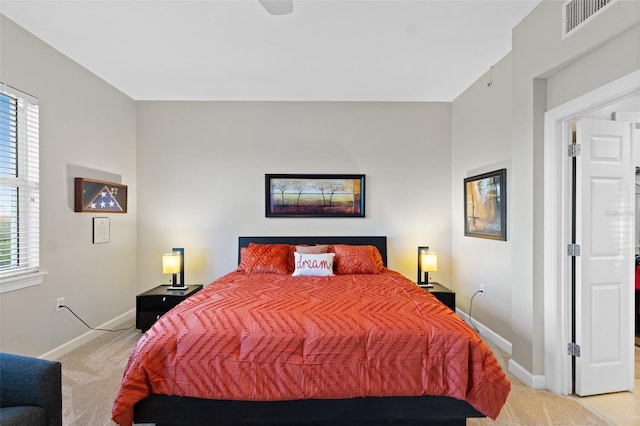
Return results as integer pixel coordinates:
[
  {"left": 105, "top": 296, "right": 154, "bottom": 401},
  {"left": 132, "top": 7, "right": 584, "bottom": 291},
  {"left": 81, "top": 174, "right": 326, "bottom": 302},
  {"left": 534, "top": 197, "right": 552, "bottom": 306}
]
[{"left": 112, "top": 269, "right": 510, "bottom": 425}]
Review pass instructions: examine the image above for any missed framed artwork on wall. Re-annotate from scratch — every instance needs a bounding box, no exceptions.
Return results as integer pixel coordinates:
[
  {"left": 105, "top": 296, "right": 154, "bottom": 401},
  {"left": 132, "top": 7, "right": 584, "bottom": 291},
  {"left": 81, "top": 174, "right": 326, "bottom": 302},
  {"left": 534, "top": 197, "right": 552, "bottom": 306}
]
[
  {"left": 92, "top": 217, "right": 110, "bottom": 244},
  {"left": 265, "top": 174, "right": 365, "bottom": 218},
  {"left": 74, "top": 178, "right": 128, "bottom": 213},
  {"left": 464, "top": 168, "right": 507, "bottom": 240}
]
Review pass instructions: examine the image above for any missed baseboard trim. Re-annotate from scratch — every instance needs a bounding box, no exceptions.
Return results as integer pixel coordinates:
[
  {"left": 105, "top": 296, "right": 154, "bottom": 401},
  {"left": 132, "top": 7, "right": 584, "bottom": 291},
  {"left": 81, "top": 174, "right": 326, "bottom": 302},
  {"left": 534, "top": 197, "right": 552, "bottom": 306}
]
[
  {"left": 455, "top": 307, "right": 512, "bottom": 355},
  {"left": 39, "top": 309, "right": 135, "bottom": 360},
  {"left": 455, "top": 307, "right": 545, "bottom": 389},
  {"left": 509, "top": 358, "right": 546, "bottom": 389}
]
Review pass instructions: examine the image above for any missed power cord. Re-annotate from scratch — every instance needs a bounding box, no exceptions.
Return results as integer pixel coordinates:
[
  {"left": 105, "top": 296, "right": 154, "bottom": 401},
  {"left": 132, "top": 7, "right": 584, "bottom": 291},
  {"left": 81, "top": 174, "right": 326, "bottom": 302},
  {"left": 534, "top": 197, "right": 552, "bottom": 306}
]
[
  {"left": 468, "top": 289, "right": 483, "bottom": 333},
  {"left": 58, "top": 305, "right": 133, "bottom": 332}
]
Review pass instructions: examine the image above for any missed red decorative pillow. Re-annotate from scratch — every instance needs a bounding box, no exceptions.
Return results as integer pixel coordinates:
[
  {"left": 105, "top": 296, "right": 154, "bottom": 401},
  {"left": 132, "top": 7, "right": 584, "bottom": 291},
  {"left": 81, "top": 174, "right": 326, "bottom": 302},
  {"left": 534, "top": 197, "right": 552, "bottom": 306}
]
[
  {"left": 331, "top": 244, "right": 384, "bottom": 275},
  {"left": 296, "top": 244, "right": 329, "bottom": 254},
  {"left": 287, "top": 245, "right": 296, "bottom": 272},
  {"left": 243, "top": 243, "right": 291, "bottom": 274},
  {"left": 235, "top": 247, "right": 249, "bottom": 272}
]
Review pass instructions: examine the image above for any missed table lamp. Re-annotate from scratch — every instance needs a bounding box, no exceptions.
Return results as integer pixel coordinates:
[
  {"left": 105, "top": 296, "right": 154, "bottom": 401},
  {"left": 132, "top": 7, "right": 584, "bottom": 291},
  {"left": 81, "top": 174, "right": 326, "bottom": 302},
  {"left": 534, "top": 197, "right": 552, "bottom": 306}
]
[
  {"left": 418, "top": 246, "right": 438, "bottom": 287},
  {"left": 163, "top": 247, "right": 185, "bottom": 290}
]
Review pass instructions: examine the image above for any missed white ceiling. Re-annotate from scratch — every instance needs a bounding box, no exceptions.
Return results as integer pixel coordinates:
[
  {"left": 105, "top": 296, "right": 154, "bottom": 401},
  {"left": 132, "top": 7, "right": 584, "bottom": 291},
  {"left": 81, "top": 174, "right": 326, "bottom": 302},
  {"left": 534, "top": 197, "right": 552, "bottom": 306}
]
[{"left": 0, "top": 0, "right": 542, "bottom": 102}]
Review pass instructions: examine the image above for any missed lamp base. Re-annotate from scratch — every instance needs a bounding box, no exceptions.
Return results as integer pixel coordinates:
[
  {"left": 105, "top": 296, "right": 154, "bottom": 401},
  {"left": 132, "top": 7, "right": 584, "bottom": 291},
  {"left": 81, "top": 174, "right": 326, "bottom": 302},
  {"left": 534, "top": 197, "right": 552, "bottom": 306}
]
[
  {"left": 166, "top": 285, "right": 188, "bottom": 291},
  {"left": 418, "top": 283, "right": 434, "bottom": 289}
]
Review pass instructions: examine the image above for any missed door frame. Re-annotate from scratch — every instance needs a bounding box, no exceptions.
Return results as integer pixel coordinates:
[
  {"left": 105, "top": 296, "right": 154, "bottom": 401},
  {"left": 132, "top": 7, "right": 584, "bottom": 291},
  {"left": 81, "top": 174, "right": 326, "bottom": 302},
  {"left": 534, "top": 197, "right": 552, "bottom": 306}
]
[{"left": 543, "top": 69, "right": 640, "bottom": 394}]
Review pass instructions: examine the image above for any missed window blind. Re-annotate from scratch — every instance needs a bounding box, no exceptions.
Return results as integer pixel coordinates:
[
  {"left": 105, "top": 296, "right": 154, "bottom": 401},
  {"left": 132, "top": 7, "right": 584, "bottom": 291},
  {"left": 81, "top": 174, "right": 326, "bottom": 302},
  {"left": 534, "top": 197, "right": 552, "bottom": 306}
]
[{"left": 0, "top": 83, "right": 40, "bottom": 281}]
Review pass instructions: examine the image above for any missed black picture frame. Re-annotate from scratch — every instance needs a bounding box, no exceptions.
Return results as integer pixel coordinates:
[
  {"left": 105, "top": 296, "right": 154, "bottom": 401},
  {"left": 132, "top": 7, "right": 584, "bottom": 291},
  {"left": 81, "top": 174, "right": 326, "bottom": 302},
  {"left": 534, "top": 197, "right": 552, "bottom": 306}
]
[
  {"left": 464, "top": 169, "right": 506, "bottom": 240},
  {"left": 92, "top": 217, "right": 110, "bottom": 244},
  {"left": 265, "top": 174, "right": 365, "bottom": 218}
]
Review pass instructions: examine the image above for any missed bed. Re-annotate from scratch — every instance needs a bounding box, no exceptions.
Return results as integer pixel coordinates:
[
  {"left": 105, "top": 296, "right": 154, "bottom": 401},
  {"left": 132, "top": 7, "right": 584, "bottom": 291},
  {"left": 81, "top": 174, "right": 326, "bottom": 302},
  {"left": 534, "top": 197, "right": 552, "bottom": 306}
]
[{"left": 112, "top": 236, "right": 510, "bottom": 425}]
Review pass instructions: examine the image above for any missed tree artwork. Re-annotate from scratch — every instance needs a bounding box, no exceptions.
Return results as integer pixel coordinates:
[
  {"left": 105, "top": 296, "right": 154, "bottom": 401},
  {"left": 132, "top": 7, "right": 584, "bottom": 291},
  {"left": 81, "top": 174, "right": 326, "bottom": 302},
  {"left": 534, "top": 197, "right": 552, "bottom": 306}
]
[{"left": 265, "top": 174, "right": 365, "bottom": 218}]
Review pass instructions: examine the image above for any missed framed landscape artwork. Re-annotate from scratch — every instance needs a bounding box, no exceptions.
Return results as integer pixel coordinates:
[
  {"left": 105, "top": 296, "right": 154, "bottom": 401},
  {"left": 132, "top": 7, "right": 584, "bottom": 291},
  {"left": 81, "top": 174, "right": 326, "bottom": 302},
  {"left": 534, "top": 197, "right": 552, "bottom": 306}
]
[
  {"left": 464, "top": 169, "right": 506, "bottom": 240},
  {"left": 265, "top": 174, "right": 365, "bottom": 218}
]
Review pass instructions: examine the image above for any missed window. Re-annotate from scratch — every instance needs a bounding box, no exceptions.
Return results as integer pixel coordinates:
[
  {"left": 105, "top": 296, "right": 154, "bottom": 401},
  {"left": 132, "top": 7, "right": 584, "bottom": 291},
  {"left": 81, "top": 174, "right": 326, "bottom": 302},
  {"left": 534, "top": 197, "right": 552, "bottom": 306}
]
[{"left": 0, "top": 83, "right": 44, "bottom": 293}]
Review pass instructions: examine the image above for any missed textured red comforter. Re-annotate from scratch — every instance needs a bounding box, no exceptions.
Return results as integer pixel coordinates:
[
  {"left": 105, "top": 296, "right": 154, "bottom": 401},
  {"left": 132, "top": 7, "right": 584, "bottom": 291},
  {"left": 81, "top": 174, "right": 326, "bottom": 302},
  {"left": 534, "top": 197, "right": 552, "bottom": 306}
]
[{"left": 112, "top": 269, "right": 510, "bottom": 425}]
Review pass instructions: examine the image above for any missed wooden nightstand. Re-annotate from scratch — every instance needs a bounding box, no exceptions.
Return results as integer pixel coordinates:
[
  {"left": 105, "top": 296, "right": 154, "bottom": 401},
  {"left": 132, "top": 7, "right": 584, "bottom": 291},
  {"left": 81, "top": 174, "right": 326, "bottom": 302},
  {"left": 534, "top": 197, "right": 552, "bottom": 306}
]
[
  {"left": 136, "top": 284, "right": 203, "bottom": 331},
  {"left": 418, "top": 282, "right": 456, "bottom": 312}
]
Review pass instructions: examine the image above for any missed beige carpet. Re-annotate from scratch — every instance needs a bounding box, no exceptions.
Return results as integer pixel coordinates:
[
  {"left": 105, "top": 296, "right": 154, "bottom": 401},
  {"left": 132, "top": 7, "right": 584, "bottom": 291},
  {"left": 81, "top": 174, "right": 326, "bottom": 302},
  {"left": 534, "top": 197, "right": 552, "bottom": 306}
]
[
  {"left": 467, "top": 341, "right": 611, "bottom": 426},
  {"left": 57, "top": 320, "right": 141, "bottom": 425},
  {"left": 57, "top": 319, "right": 611, "bottom": 425}
]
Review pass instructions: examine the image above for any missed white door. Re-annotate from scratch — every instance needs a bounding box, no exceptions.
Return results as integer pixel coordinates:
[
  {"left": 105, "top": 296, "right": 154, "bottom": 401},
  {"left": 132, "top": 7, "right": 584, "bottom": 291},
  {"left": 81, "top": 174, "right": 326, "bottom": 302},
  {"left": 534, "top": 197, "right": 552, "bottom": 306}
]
[{"left": 574, "top": 118, "right": 635, "bottom": 396}]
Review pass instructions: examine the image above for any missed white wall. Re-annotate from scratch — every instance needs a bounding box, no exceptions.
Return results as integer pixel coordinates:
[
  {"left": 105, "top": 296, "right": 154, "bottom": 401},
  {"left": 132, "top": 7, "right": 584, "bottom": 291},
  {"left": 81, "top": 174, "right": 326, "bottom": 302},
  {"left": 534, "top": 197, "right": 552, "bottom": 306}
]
[
  {"left": 450, "top": 0, "right": 639, "bottom": 378},
  {"left": 0, "top": 16, "right": 137, "bottom": 357},
  {"left": 0, "top": 13, "right": 454, "bottom": 357},
  {"left": 5, "top": 0, "right": 637, "bottom": 371},
  {"left": 511, "top": 0, "right": 640, "bottom": 376},
  {"left": 135, "top": 101, "right": 453, "bottom": 291},
  {"left": 451, "top": 55, "right": 513, "bottom": 342}
]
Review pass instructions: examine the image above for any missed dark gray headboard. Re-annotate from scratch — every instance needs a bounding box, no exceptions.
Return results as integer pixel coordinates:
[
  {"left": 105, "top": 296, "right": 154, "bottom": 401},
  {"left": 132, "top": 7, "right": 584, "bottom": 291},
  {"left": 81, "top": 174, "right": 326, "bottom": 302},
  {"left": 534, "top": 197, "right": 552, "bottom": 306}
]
[{"left": 238, "top": 236, "right": 387, "bottom": 266}]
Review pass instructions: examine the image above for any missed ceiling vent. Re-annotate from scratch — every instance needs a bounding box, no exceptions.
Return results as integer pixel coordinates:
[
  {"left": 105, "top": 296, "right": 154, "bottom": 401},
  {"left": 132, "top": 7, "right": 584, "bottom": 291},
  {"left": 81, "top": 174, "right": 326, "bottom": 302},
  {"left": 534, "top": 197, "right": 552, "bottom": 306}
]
[{"left": 563, "top": 0, "right": 617, "bottom": 38}]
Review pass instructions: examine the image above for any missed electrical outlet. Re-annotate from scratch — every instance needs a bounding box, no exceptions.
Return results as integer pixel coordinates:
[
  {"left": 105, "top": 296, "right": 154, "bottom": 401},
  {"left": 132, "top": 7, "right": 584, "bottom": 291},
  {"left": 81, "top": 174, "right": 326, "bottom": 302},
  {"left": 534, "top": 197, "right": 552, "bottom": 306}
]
[
  {"left": 56, "top": 297, "right": 64, "bottom": 311},
  {"left": 480, "top": 284, "right": 485, "bottom": 294}
]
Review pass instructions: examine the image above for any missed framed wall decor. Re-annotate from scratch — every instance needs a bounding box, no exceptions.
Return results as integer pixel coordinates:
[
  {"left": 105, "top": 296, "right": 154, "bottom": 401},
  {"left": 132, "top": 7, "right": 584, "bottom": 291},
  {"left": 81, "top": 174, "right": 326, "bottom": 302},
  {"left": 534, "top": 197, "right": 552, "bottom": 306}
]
[
  {"left": 92, "top": 217, "right": 110, "bottom": 244},
  {"left": 74, "top": 178, "right": 128, "bottom": 213},
  {"left": 464, "top": 168, "right": 506, "bottom": 240},
  {"left": 265, "top": 174, "right": 365, "bottom": 218}
]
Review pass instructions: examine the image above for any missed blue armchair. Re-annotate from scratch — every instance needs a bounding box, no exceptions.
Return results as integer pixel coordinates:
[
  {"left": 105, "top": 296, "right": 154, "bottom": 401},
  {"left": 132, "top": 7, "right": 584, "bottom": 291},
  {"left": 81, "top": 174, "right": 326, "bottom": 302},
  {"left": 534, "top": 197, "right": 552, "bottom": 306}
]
[{"left": 0, "top": 352, "right": 62, "bottom": 426}]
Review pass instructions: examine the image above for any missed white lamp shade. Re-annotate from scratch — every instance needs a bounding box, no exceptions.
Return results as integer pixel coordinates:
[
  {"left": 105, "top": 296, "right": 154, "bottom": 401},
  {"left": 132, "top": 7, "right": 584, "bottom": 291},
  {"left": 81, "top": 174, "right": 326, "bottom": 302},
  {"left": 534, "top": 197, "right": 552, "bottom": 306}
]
[
  {"left": 421, "top": 252, "right": 438, "bottom": 272},
  {"left": 162, "top": 253, "right": 181, "bottom": 274}
]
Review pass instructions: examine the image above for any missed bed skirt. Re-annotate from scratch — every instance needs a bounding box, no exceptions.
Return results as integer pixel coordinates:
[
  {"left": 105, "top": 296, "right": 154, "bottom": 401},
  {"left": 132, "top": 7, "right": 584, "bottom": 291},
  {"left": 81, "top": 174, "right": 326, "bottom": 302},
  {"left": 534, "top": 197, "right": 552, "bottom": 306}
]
[{"left": 134, "top": 394, "right": 484, "bottom": 426}]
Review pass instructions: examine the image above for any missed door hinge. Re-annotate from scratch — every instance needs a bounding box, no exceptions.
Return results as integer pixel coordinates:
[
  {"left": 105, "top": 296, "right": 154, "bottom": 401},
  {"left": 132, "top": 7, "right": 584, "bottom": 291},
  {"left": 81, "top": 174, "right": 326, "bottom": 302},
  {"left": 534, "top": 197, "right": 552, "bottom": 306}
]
[
  {"left": 567, "top": 243, "right": 581, "bottom": 256},
  {"left": 568, "top": 342, "right": 581, "bottom": 357},
  {"left": 568, "top": 144, "right": 582, "bottom": 157}
]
